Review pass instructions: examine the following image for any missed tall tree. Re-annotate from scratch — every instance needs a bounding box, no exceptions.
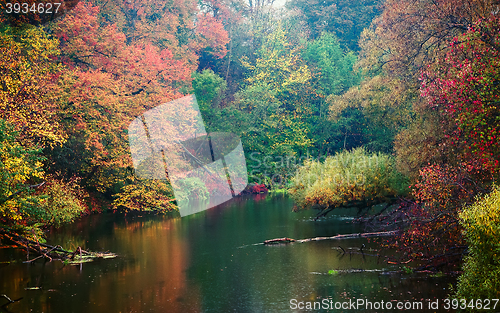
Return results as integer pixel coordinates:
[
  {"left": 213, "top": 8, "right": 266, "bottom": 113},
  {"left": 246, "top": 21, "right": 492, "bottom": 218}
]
[
  {"left": 0, "top": 26, "right": 65, "bottom": 147},
  {"left": 48, "top": 0, "right": 230, "bottom": 207},
  {"left": 286, "top": 0, "right": 382, "bottom": 50}
]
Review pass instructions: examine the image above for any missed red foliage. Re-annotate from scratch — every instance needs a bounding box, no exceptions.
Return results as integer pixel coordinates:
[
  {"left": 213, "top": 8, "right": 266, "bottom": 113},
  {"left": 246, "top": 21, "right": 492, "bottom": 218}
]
[
  {"left": 251, "top": 183, "right": 268, "bottom": 194},
  {"left": 420, "top": 15, "right": 500, "bottom": 176}
]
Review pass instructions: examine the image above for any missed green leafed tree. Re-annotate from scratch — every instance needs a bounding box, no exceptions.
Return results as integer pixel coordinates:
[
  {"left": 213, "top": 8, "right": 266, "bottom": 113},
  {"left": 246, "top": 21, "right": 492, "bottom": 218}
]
[
  {"left": 302, "top": 32, "right": 360, "bottom": 97},
  {"left": 286, "top": 0, "right": 383, "bottom": 50}
]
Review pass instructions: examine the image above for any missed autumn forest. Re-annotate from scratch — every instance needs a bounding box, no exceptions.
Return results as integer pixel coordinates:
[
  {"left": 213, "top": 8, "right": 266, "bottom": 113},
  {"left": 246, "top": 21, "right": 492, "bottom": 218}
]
[{"left": 1, "top": 0, "right": 500, "bottom": 305}]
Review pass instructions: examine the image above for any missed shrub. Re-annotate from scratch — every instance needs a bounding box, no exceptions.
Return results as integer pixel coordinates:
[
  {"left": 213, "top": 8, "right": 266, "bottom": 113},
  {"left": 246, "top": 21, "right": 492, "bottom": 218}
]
[
  {"left": 38, "top": 178, "right": 87, "bottom": 227},
  {"left": 456, "top": 186, "right": 500, "bottom": 300},
  {"left": 289, "top": 147, "right": 408, "bottom": 211},
  {"left": 112, "top": 178, "right": 176, "bottom": 213}
]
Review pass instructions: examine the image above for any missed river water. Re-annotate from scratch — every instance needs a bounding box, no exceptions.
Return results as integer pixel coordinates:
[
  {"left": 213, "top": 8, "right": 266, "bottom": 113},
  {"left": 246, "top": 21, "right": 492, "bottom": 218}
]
[{"left": 0, "top": 195, "right": 457, "bottom": 312}]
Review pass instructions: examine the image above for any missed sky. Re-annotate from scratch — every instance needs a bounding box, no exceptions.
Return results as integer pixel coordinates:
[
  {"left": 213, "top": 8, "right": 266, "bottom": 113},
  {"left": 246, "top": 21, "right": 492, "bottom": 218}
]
[{"left": 273, "top": 0, "right": 288, "bottom": 7}]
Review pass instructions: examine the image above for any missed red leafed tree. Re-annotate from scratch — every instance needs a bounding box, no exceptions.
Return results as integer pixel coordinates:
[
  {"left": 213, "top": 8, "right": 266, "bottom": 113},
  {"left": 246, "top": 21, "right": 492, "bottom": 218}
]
[
  {"left": 421, "top": 15, "right": 500, "bottom": 176},
  {"left": 195, "top": 14, "right": 230, "bottom": 58},
  {"left": 48, "top": 0, "right": 229, "bottom": 208},
  {"left": 380, "top": 15, "right": 500, "bottom": 269}
]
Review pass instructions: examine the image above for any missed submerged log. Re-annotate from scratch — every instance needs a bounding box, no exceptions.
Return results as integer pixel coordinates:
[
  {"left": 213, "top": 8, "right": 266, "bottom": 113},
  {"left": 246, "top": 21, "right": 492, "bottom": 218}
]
[
  {"left": 1, "top": 231, "right": 116, "bottom": 263},
  {"left": 262, "top": 231, "right": 398, "bottom": 245}
]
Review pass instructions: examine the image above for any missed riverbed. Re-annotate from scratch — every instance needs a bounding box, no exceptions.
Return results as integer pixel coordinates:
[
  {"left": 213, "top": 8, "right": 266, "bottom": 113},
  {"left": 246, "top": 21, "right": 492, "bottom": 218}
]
[{"left": 0, "top": 195, "right": 457, "bottom": 312}]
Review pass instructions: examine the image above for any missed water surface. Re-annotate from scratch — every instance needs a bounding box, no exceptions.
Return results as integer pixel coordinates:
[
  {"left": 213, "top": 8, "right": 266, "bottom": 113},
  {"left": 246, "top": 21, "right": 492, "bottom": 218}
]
[{"left": 0, "top": 195, "right": 456, "bottom": 312}]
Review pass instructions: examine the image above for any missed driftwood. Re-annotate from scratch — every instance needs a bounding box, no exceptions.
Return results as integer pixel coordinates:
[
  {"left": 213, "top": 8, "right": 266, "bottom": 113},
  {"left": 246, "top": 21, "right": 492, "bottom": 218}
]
[
  {"left": 263, "top": 231, "right": 398, "bottom": 245},
  {"left": 264, "top": 237, "right": 296, "bottom": 244},
  {"left": 1, "top": 231, "right": 116, "bottom": 264},
  {"left": 1, "top": 294, "right": 23, "bottom": 310}
]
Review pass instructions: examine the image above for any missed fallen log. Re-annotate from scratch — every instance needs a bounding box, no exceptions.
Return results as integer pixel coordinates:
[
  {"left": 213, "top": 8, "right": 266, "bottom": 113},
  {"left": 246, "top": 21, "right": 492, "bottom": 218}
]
[
  {"left": 1, "top": 231, "right": 116, "bottom": 263},
  {"left": 264, "top": 237, "right": 296, "bottom": 245},
  {"left": 263, "top": 231, "right": 399, "bottom": 245}
]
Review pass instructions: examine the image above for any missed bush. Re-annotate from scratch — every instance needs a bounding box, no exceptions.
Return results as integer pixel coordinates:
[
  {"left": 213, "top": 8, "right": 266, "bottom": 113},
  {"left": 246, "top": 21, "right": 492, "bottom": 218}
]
[
  {"left": 112, "top": 178, "right": 176, "bottom": 213},
  {"left": 456, "top": 186, "right": 500, "bottom": 300},
  {"left": 289, "top": 147, "right": 408, "bottom": 211},
  {"left": 38, "top": 178, "right": 87, "bottom": 227},
  {"left": 0, "top": 119, "right": 45, "bottom": 225}
]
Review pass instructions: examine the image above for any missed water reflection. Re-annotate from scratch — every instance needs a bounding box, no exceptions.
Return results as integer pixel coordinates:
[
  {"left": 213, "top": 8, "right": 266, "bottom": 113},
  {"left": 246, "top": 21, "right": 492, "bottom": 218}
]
[{"left": 0, "top": 195, "right": 456, "bottom": 312}]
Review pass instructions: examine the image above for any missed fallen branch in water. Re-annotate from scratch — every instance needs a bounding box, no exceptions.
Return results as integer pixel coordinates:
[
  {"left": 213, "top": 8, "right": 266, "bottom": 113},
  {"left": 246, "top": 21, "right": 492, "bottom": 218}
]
[
  {"left": 264, "top": 237, "right": 296, "bottom": 244},
  {"left": 263, "top": 231, "right": 398, "bottom": 245},
  {"left": 1, "top": 231, "right": 116, "bottom": 264},
  {"left": 1, "top": 293, "right": 23, "bottom": 309}
]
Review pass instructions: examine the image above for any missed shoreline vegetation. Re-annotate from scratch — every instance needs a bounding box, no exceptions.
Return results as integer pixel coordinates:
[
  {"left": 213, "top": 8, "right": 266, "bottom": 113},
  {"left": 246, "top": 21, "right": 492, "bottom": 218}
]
[{"left": 0, "top": 0, "right": 499, "bottom": 303}]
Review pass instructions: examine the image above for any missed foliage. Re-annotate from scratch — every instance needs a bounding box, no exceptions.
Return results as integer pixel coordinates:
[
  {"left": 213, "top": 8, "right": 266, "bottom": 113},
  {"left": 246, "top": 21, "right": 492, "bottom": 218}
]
[
  {"left": 221, "top": 23, "right": 315, "bottom": 173},
  {"left": 456, "top": 186, "right": 500, "bottom": 300},
  {"left": 222, "top": 84, "right": 313, "bottom": 165},
  {"left": 174, "top": 177, "right": 210, "bottom": 202},
  {"left": 0, "top": 119, "right": 45, "bottom": 226},
  {"left": 0, "top": 119, "right": 89, "bottom": 239},
  {"left": 286, "top": 0, "right": 383, "bottom": 50},
  {"left": 112, "top": 178, "right": 176, "bottom": 213},
  {"left": 357, "top": 0, "right": 496, "bottom": 80},
  {"left": 289, "top": 147, "right": 408, "bottom": 211},
  {"left": 302, "top": 32, "right": 360, "bottom": 97},
  {"left": 192, "top": 69, "right": 227, "bottom": 109},
  {"left": 191, "top": 69, "right": 227, "bottom": 132},
  {"left": 241, "top": 22, "right": 312, "bottom": 104},
  {"left": 389, "top": 16, "right": 500, "bottom": 265},
  {"left": 47, "top": 0, "right": 230, "bottom": 207},
  {"left": 393, "top": 112, "right": 445, "bottom": 178},
  {"left": 329, "top": 75, "right": 416, "bottom": 153},
  {"left": 0, "top": 25, "right": 65, "bottom": 147},
  {"left": 420, "top": 15, "right": 500, "bottom": 177},
  {"left": 390, "top": 161, "right": 490, "bottom": 263},
  {"left": 37, "top": 177, "right": 87, "bottom": 227}
]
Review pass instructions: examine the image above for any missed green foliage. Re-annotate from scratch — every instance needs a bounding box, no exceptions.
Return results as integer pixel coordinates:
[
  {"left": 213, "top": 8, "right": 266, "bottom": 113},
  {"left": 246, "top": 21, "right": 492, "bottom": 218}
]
[
  {"left": 174, "top": 177, "right": 210, "bottom": 202},
  {"left": 289, "top": 147, "right": 409, "bottom": 211},
  {"left": 0, "top": 119, "right": 45, "bottom": 224},
  {"left": 38, "top": 178, "right": 87, "bottom": 227},
  {"left": 192, "top": 69, "right": 227, "bottom": 110},
  {"left": 287, "top": 0, "right": 383, "bottom": 50},
  {"left": 302, "top": 32, "right": 360, "bottom": 96},
  {"left": 329, "top": 75, "right": 416, "bottom": 154},
  {"left": 456, "top": 186, "right": 500, "bottom": 300}
]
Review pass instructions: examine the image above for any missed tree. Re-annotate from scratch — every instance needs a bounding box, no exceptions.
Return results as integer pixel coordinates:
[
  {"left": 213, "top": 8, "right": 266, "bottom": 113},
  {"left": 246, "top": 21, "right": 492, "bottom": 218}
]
[
  {"left": 328, "top": 75, "right": 416, "bottom": 154},
  {"left": 456, "top": 186, "right": 500, "bottom": 300},
  {"left": 286, "top": 0, "right": 383, "bottom": 50},
  {"left": 0, "top": 119, "right": 45, "bottom": 228},
  {"left": 48, "top": 0, "right": 230, "bottom": 207},
  {"left": 358, "top": 0, "right": 497, "bottom": 80},
  {"left": 234, "top": 22, "right": 313, "bottom": 158},
  {"left": 0, "top": 25, "right": 65, "bottom": 147},
  {"left": 421, "top": 15, "right": 500, "bottom": 177},
  {"left": 302, "top": 32, "right": 359, "bottom": 97}
]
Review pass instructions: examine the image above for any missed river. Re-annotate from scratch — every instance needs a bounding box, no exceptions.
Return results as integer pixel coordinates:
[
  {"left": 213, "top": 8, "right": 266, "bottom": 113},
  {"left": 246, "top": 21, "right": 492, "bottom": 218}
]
[{"left": 0, "top": 195, "right": 457, "bottom": 312}]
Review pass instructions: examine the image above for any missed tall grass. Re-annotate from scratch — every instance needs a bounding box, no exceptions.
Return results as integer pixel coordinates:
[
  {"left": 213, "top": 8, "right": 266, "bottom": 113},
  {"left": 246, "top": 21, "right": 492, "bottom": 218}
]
[{"left": 289, "top": 147, "right": 408, "bottom": 210}]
